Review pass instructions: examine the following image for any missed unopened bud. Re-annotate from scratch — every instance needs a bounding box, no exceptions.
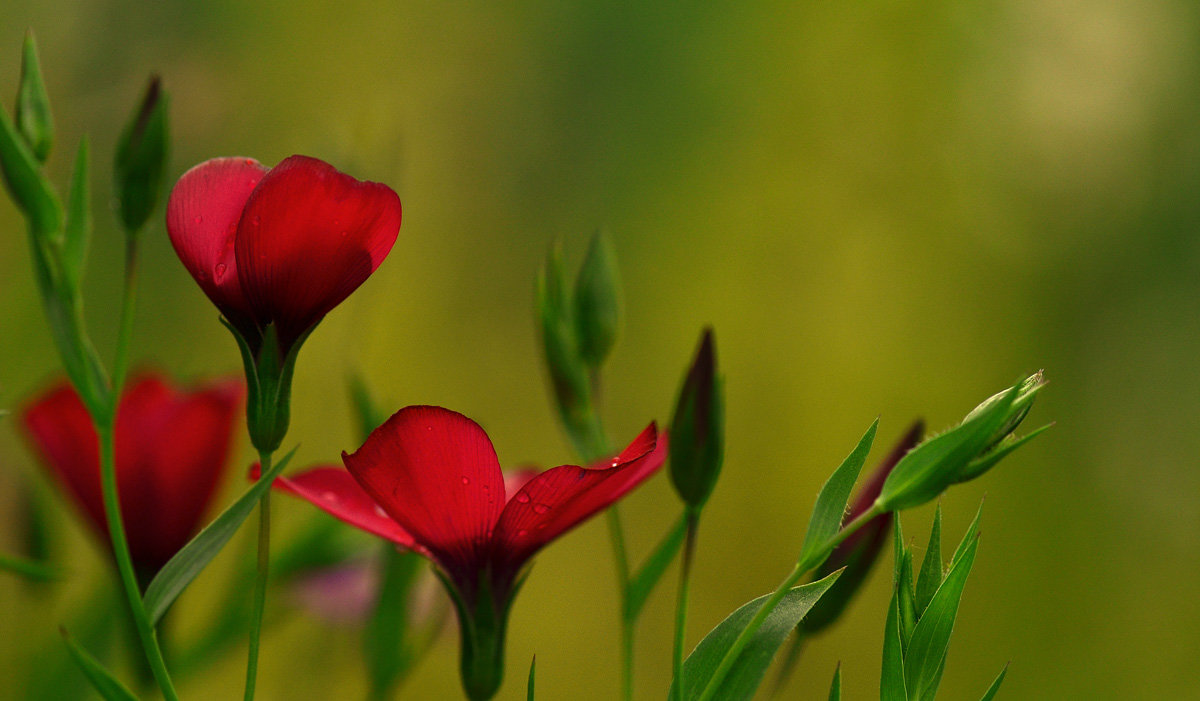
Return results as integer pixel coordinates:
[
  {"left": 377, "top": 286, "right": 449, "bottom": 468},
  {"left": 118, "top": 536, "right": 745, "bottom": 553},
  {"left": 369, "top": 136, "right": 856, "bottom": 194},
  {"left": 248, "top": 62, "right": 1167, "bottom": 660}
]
[
  {"left": 669, "top": 328, "right": 723, "bottom": 508},
  {"left": 574, "top": 230, "right": 622, "bottom": 368},
  {"left": 114, "top": 75, "right": 168, "bottom": 233},
  {"left": 16, "top": 31, "right": 53, "bottom": 163}
]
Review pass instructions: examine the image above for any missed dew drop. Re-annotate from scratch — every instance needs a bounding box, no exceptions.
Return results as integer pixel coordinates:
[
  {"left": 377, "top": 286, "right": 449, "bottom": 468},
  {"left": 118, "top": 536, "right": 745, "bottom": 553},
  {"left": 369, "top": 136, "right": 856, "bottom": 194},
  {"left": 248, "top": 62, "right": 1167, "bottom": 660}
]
[
  {"left": 535, "top": 523, "right": 547, "bottom": 530},
  {"left": 515, "top": 493, "right": 530, "bottom": 504},
  {"left": 252, "top": 215, "right": 261, "bottom": 227},
  {"left": 193, "top": 215, "right": 203, "bottom": 225},
  {"left": 320, "top": 491, "right": 337, "bottom": 503},
  {"left": 461, "top": 476, "right": 470, "bottom": 485},
  {"left": 214, "top": 263, "right": 227, "bottom": 279},
  {"left": 533, "top": 503, "right": 550, "bottom": 515},
  {"left": 516, "top": 529, "right": 528, "bottom": 538},
  {"left": 374, "top": 505, "right": 387, "bottom": 518}
]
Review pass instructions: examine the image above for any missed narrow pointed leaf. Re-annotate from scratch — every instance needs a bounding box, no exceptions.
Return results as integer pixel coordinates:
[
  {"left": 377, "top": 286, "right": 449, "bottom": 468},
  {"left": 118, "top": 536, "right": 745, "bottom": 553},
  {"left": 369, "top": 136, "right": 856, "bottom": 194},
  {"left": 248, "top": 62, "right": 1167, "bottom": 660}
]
[
  {"left": 61, "top": 138, "right": 91, "bottom": 290},
  {"left": 626, "top": 511, "right": 688, "bottom": 620},
  {"left": 954, "top": 423, "right": 1052, "bottom": 484},
  {"left": 60, "top": 629, "right": 138, "bottom": 701},
  {"left": 674, "top": 569, "right": 843, "bottom": 701},
  {"left": 0, "top": 107, "right": 61, "bottom": 235},
  {"left": 979, "top": 664, "right": 1008, "bottom": 701},
  {"left": 903, "top": 535, "right": 980, "bottom": 700},
  {"left": 892, "top": 517, "right": 905, "bottom": 585},
  {"left": 951, "top": 502, "right": 984, "bottom": 567},
  {"left": 897, "top": 551, "right": 916, "bottom": 649},
  {"left": 527, "top": 655, "right": 537, "bottom": 701},
  {"left": 0, "top": 551, "right": 57, "bottom": 581},
  {"left": 881, "top": 591, "right": 908, "bottom": 701},
  {"left": 17, "top": 32, "right": 54, "bottom": 162},
  {"left": 143, "top": 444, "right": 298, "bottom": 625},
  {"left": 913, "top": 505, "right": 942, "bottom": 616},
  {"left": 798, "top": 419, "right": 878, "bottom": 571},
  {"left": 828, "top": 664, "right": 842, "bottom": 701}
]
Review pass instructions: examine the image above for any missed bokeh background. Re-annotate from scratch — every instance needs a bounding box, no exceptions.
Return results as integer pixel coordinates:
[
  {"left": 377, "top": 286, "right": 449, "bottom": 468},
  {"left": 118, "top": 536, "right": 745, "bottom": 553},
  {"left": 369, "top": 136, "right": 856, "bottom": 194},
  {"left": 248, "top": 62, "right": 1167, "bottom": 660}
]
[{"left": 2, "top": 1, "right": 1198, "bottom": 699}]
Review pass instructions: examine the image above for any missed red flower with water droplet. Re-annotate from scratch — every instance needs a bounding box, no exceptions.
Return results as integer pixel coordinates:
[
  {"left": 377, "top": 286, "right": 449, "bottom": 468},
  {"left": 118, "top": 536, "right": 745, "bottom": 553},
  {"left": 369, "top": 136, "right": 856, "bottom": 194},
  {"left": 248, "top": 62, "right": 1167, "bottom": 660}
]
[
  {"left": 264, "top": 405, "right": 665, "bottom": 699},
  {"left": 166, "top": 154, "right": 401, "bottom": 351},
  {"left": 20, "top": 373, "right": 243, "bottom": 579}
]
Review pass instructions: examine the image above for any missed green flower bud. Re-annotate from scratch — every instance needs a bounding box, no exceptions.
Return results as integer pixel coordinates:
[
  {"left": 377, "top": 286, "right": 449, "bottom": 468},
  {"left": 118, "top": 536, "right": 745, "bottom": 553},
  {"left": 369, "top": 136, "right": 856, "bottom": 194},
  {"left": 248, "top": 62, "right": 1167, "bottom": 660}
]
[
  {"left": 114, "top": 76, "right": 168, "bottom": 233},
  {"left": 16, "top": 31, "right": 53, "bottom": 163},
  {"left": 669, "top": 328, "right": 724, "bottom": 508},
  {"left": 574, "top": 230, "right": 622, "bottom": 368}
]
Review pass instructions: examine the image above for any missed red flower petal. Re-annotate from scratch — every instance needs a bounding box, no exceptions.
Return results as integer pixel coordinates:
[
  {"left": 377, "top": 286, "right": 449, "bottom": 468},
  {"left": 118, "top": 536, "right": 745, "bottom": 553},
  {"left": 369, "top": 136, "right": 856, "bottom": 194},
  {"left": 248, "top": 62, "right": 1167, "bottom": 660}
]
[
  {"left": 234, "top": 155, "right": 402, "bottom": 348},
  {"left": 21, "top": 381, "right": 105, "bottom": 541},
  {"left": 21, "top": 373, "right": 242, "bottom": 571},
  {"left": 265, "top": 466, "right": 421, "bottom": 553},
  {"left": 166, "top": 157, "right": 267, "bottom": 337},
  {"left": 492, "top": 424, "right": 665, "bottom": 577},
  {"left": 342, "top": 406, "right": 504, "bottom": 588}
]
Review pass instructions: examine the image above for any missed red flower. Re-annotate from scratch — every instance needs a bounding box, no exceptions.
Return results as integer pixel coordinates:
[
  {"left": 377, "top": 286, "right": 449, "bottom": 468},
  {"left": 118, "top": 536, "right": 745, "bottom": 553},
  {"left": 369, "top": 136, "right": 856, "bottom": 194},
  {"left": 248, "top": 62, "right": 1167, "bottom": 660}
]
[
  {"left": 166, "top": 155, "right": 401, "bottom": 351},
  {"left": 265, "top": 405, "right": 665, "bottom": 699},
  {"left": 21, "top": 373, "right": 243, "bottom": 577}
]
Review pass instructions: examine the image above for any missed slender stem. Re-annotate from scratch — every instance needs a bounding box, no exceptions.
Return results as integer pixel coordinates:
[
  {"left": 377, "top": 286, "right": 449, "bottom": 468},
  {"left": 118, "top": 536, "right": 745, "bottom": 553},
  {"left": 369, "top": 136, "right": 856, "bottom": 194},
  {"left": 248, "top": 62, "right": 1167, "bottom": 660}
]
[
  {"left": 605, "top": 505, "right": 634, "bottom": 701},
  {"left": 672, "top": 509, "right": 699, "bottom": 701},
  {"left": 96, "top": 423, "right": 179, "bottom": 701},
  {"left": 244, "top": 449, "right": 274, "bottom": 701},
  {"left": 694, "top": 504, "right": 885, "bottom": 701},
  {"left": 0, "top": 552, "right": 57, "bottom": 581},
  {"left": 111, "top": 234, "right": 138, "bottom": 393}
]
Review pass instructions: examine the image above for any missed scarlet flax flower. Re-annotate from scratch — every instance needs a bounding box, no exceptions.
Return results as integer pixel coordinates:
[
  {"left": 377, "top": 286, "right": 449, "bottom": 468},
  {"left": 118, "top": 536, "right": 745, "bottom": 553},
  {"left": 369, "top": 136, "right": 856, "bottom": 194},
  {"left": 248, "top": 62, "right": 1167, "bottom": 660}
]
[
  {"left": 166, "top": 154, "right": 401, "bottom": 353},
  {"left": 265, "top": 405, "right": 666, "bottom": 700},
  {"left": 166, "top": 154, "right": 401, "bottom": 450},
  {"left": 21, "top": 373, "right": 243, "bottom": 582}
]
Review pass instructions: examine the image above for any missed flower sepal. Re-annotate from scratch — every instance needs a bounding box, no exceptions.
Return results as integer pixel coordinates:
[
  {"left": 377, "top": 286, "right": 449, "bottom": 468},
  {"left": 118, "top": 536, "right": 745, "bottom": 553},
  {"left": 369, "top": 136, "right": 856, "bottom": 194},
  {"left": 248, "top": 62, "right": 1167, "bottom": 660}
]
[
  {"left": 436, "top": 566, "right": 522, "bottom": 701},
  {"left": 224, "top": 318, "right": 314, "bottom": 453}
]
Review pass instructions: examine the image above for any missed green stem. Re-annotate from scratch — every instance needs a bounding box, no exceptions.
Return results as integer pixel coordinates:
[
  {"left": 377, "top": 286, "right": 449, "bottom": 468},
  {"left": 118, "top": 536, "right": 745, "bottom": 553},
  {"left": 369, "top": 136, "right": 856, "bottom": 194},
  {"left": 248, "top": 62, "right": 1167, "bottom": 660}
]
[
  {"left": 672, "top": 509, "right": 699, "bottom": 701},
  {"left": 605, "top": 506, "right": 634, "bottom": 701},
  {"left": 694, "top": 504, "right": 885, "bottom": 701},
  {"left": 110, "top": 234, "right": 138, "bottom": 393},
  {"left": 96, "top": 422, "right": 179, "bottom": 701},
  {"left": 0, "top": 552, "right": 57, "bottom": 581},
  {"left": 244, "top": 449, "right": 274, "bottom": 701}
]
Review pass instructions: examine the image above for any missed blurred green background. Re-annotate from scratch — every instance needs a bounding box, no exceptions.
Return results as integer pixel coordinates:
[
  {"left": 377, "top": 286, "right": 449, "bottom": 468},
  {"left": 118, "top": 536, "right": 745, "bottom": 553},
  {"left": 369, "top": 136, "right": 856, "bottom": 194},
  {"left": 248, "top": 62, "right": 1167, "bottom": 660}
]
[{"left": 2, "top": 1, "right": 1198, "bottom": 699}]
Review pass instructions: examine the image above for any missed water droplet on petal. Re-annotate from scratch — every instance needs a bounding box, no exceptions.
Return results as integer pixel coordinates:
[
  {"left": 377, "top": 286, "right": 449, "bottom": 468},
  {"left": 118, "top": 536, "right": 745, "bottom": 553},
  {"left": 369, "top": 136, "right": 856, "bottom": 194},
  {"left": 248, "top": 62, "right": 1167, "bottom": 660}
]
[
  {"left": 516, "top": 529, "right": 528, "bottom": 538},
  {"left": 515, "top": 493, "right": 530, "bottom": 504},
  {"left": 461, "top": 476, "right": 470, "bottom": 485},
  {"left": 533, "top": 503, "right": 550, "bottom": 515},
  {"left": 374, "top": 505, "right": 387, "bottom": 518},
  {"left": 193, "top": 215, "right": 203, "bottom": 225},
  {"left": 214, "top": 263, "right": 227, "bottom": 279},
  {"left": 252, "top": 215, "right": 261, "bottom": 227},
  {"left": 321, "top": 491, "right": 337, "bottom": 503}
]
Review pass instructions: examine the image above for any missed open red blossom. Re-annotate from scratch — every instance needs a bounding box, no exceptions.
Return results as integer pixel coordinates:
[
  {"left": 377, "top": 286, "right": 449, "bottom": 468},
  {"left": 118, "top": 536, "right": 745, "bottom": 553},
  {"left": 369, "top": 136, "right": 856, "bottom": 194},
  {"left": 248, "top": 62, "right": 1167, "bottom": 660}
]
[
  {"left": 268, "top": 406, "right": 665, "bottom": 604},
  {"left": 166, "top": 154, "right": 402, "bottom": 351},
  {"left": 21, "top": 373, "right": 243, "bottom": 577}
]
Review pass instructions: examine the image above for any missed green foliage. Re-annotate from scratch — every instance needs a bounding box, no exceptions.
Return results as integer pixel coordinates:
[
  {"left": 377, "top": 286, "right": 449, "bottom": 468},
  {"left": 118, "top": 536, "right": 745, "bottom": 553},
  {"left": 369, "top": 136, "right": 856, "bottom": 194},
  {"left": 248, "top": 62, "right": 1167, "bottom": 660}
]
[
  {"left": 673, "top": 570, "right": 842, "bottom": 701},
  {"left": 16, "top": 31, "right": 53, "bottom": 163},
  {"left": 113, "top": 76, "right": 168, "bottom": 234},
  {"left": 60, "top": 628, "right": 138, "bottom": 701},
  {"left": 527, "top": 655, "right": 537, "bottom": 701},
  {"left": 797, "top": 418, "right": 878, "bottom": 571},
  {"left": 979, "top": 665, "right": 1008, "bottom": 701},
  {"left": 62, "top": 138, "right": 91, "bottom": 294},
  {"left": 364, "top": 545, "right": 425, "bottom": 700},
  {"left": 669, "top": 328, "right": 724, "bottom": 508},
  {"left": 828, "top": 665, "right": 842, "bottom": 701},
  {"left": 880, "top": 508, "right": 988, "bottom": 701},
  {"left": 142, "top": 445, "right": 299, "bottom": 625}
]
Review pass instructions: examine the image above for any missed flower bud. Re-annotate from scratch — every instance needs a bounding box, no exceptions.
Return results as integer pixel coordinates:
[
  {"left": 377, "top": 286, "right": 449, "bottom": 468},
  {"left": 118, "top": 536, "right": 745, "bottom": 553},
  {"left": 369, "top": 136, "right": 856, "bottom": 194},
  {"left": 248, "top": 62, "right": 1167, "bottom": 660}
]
[
  {"left": 574, "top": 230, "right": 622, "bottom": 368},
  {"left": 16, "top": 31, "right": 53, "bottom": 164},
  {"left": 114, "top": 76, "right": 168, "bottom": 233},
  {"left": 536, "top": 243, "right": 596, "bottom": 455},
  {"left": 669, "top": 328, "right": 724, "bottom": 508},
  {"left": 876, "top": 372, "right": 1046, "bottom": 512}
]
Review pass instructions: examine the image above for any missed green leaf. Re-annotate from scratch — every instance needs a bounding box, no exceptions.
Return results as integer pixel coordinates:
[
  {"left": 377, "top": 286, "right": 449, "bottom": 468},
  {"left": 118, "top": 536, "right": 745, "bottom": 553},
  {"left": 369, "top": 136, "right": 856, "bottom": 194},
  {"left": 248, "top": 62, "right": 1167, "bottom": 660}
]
[
  {"left": 880, "top": 590, "right": 908, "bottom": 701},
  {"left": 16, "top": 31, "right": 53, "bottom": 163},
  {"left": 61, "top": 137, "right": 91, "bottom": 292},
  {"left": 60, "top": 628, "right": 138, "bottom": 701},
  {"left": 143, "top": 444, "right": 298, "bottom": 625},
  {"left": 674, "top": 569, "right": 843, "bottom": 701},
  {"left": 979, "top": 664, "right": 1008, "bottom": 701},
  {"left": 913, "top": 505, "right": 942, "bottom": 616},
  {"left": 951, "top": 502, "right": 984, "bottom": 567},
  {"left": 527, "top": 655, "right": 537, "bottom": 701},
  {"left": 903, "top": 535, "right": 980, "bottom": 700},
  {"left": 897, "top": 551, "right": 916, "bottom": 649},
  {"left": 954, "top": 423, "right": 1052, "bottom": 485},
  {"left": 348, "top": 372, "right": 388, "bottom": 442},
  {"left": 626, "top": 511, "right": 688, "bottom": 621},
  {"left": 113, "top": 76, "right": 168, "bottom": 233},
  {"left": 828, "top": 664, "right": 842, "bottom": 701},
  {"left": 892, "top": 517, "right": 905, "bottom": 585},
  {"left": 0, "top": 103, "right": 62, "bottom": 235},
  {"left": 364, "top": 545, "right": 423, "bottom": 698},
  {"left": 797, "top": 419, "right": 878, "bottom": 571},
  {"left": 574, "top": 229, "right": 622, "bottom": 367}
]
